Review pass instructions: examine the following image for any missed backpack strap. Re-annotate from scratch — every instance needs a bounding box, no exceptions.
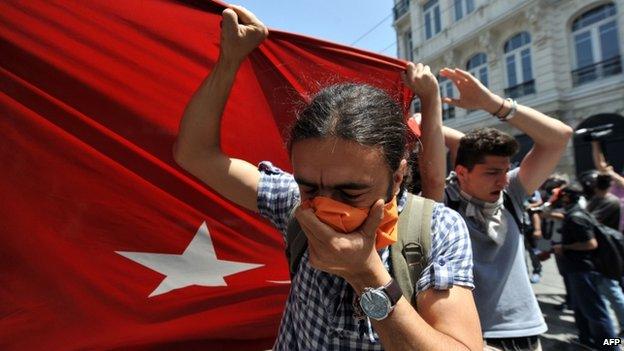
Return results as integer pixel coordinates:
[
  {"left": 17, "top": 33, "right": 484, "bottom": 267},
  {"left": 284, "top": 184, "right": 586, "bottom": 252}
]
[
  {"left": 390, "top": 193, "right": 434, "bottom": 307},
  {"left": 285, "top": 218, "right": 307, "bottom": 279},
  {"left": 569, "top": 208, "right": 597, "bottom": 227},
  {"left": 502, "top": 191, "right": 523, "bottom": 234}
]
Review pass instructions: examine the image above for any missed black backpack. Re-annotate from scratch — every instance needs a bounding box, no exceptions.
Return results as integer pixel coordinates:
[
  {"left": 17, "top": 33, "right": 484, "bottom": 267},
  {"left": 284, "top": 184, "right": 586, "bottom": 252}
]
[{"left": 577, "top": 211, "right": 624, "bottom": 280}]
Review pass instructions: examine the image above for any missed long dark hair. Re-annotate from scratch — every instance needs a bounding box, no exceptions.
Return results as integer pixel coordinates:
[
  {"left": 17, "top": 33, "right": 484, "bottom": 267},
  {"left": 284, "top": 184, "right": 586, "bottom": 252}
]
[{"left": 288, "top": 83, "right": 408, "bottom": 173}]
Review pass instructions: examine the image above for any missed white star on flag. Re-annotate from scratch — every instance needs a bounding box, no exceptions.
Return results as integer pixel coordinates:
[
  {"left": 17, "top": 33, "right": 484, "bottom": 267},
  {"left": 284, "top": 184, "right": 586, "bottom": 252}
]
[{"left": 117, "top": 221, "right": 264, "bottom": 297}]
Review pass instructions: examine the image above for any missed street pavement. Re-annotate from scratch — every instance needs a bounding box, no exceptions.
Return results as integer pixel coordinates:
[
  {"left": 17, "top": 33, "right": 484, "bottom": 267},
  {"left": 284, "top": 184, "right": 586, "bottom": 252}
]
[{"left": 531, "top": 254, "right": 582, "bottom": 350}]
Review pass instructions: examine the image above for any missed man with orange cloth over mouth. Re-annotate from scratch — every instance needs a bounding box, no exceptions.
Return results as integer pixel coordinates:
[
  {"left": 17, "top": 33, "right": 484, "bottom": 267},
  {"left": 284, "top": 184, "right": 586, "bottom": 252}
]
[{"left": 174, "top": 5, "right": 482, "bottom": 350}]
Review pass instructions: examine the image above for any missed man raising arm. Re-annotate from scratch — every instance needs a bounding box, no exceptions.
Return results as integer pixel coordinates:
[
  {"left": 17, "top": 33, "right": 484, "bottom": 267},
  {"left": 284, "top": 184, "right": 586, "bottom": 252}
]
[
  {"left": 441, "top": 68, "right": 572, "bottom": 196},
  {"left": 173, "top": 5, "right": 267, "bottom": 212},
  {"left": 440, "top": 68, "right": 572, "bottom": 350},
  {"left": 174, "top": 7, "right": 482, "bottom": 350}
]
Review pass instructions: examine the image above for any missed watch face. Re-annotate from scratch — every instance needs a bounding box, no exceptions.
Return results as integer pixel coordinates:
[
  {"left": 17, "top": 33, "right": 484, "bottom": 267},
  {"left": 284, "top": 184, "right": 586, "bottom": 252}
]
[{"left": 360, "top": 289, "right": 391, "bottom": 320}]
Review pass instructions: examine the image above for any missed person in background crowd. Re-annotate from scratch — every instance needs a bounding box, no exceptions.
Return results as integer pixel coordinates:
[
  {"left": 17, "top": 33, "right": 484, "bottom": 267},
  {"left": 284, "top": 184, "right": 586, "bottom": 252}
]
[
  {"left": 440, "top": 66, "right": 573, "bottom": 350},
  {"left": 581, "top": 170, "right": 624, "bottom": 335},
  {"left": 592, "top": 140, "right": 624, "bottom": 232},
  {"left": 585, "top": 171, "right": 622, "bottom": 232},
  {"left": 550, "top": 184, "right": 618, "bottom": 350},
  {"left": 525, "top": 191, "right": 543, "bottom": 284},
  {"left": 537, "top": 175, "right": 574, "bottom": 311}
]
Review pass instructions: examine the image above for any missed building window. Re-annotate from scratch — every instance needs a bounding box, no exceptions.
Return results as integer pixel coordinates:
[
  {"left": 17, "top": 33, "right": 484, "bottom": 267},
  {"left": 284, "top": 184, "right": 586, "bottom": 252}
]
[
  {"left": 424, "top": 0, "right": 442, "bottom": 40},
  {"left": 393, "top": 0, "right": 410, "bottom": 20},
  {"left": 571, "top": 3, "right": 621, "bottom": 86},
  {"left": 466, "top": 52, "right": 488, "bottom": 87},
  {"left": 503, "top": 32, "right": 535, "bottom": 98},
  {"left": 439, "top": 76, "right": 455, "bottom": 120},
  {"left": 454, "top": 0, "right": 475, "bottom": 21},
  {"left": 403, "top": 30, "right": 413, "bottom": 62}
]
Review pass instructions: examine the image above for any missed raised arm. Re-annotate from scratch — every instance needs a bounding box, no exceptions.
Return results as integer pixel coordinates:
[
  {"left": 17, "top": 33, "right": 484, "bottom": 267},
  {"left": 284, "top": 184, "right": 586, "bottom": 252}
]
[
  {"left": 591, "top": 141, "right": 624, "bottom": 187},
  {"left": 608, "top": 167, "right": 624, "bottom": 188},
  {"left": 591, "top": 141, "right": 610, "bottom": 172},
  {"left": 443, "top": 126, "right": 464, "bottom": 168},
  {"left": 440, "top": 68, "right": 572, "bottom": 195},
  {"left": 173, "top": 6, "right": 268, "bottom": 212},
  {"left": 403, "top": 63, "right": 445, "bottom": 201}
]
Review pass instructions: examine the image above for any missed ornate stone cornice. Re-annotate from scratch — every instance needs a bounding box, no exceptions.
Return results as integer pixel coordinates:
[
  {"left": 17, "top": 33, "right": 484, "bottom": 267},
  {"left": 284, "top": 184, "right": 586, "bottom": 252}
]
[{"left": 526, "top": 0, "right": 552, "bottom": 46}]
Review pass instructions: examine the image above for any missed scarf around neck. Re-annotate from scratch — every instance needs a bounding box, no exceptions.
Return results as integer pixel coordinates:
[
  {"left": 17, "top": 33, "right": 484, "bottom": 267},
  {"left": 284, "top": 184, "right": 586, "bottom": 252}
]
[{"left": 446, "top": 172, "right": 508, "bottom": 245}]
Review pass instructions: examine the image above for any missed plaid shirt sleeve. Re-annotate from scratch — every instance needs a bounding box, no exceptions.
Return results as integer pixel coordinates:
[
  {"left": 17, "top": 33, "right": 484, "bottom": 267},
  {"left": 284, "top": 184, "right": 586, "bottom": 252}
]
[
  {"left": 416, "top": 203, "right": 474, "bottom": 293},
  {"left": 256, "top": 161, "right": 300, "bottom": 239}
]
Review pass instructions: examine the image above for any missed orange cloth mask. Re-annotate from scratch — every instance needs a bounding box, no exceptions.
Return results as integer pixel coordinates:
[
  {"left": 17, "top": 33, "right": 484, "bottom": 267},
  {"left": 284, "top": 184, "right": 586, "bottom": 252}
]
[{"left": 301, "top": 196, "right": 399, "bottom": 250}]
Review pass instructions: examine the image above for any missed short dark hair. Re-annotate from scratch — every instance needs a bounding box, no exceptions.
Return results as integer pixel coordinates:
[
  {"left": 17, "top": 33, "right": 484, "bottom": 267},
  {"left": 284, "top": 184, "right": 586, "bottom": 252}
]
[
  {"left": 455, "top": 128, "right": 519, "bottom": 170},
  {"left": 579, "top": 170, "right": 598, "bottom": 196},
  {"left": 288, "top": 83, "right": 408, "bottom": 173},
  {"left": 560, "top": 183, "right": 583, "bottom": 204},
  {"left": 596, "top": 174, "right": 612, "bottom": 190},
  {"left": 541, "top": 174, "right": 568, "bottom": 194}
]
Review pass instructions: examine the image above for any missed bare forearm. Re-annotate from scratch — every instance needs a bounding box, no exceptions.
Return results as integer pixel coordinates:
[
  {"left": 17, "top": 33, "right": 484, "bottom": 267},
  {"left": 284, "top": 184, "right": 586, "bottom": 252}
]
[
  {"left": 348, "top": 270, "right": 478, "bottom": 351},
  {"left": 373, "top": 301, "right": 472, "bottom": 351},
  {"left": 419, "top": 96, "right": 445, "bottom": 201},
  {"left": 443, "top": 126, "right": 464, "bottom": 167},
  {"left": 174, "top": 59, "right": 240, "bottom": 160},
  {"left": 611, "top": 171, "right": 624, "bottom": 188},
  {"left": 481, "top": 95, "right": 572, "bottom": 193},
  {"left": 482, "top": 96, "right": 571, "bottom": 148},
  {"left": 531, "top": 212, "right": 542, "bottom": 232},
  {"left": 545, "top": 211, "right": 564, "bottom": 221},
  {"left": 563, "top": 240, "right": 597, "bottom": 251},
  {"left": 591, "top": 141, "right": 610, "bottom": 171},
  {"left": 511, "top": 105, "right": 571, "bottom": 147}
]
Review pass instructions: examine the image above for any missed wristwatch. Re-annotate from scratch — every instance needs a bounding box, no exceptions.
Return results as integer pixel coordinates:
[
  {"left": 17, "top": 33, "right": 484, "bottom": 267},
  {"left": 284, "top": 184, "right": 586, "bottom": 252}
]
[{"left": 359, "top": 278, "right": 403, "bottom": 321}]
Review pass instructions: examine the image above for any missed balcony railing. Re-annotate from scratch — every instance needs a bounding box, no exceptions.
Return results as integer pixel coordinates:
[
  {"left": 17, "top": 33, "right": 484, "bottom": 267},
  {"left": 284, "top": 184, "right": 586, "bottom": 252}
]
[
  {"left": 572, "top": 56, "right": 622, "bottom": 86},
  {"left": 393, "top": 0, "right": 410, "bottom": 21},
  {"left": 504, "top": 79, "right": 535, "bottom": 99}
]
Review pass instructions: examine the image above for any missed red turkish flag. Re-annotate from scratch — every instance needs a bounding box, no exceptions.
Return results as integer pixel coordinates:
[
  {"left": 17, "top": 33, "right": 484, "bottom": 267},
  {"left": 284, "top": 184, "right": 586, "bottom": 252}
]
[{"left": 0, "top": 0, "right": 411, "bottom": 349}]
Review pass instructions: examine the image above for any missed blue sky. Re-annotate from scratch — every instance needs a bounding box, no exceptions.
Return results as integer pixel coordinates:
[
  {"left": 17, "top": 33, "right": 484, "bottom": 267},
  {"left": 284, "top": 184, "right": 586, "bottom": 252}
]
[{"left": 231, "top": 0, "right": 398, "bottom": 57}]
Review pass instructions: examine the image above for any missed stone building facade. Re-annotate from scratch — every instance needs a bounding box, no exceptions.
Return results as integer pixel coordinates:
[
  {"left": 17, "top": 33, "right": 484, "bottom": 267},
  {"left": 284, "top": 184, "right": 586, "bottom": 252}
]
[{"left": 393, "top": 0, "right": 624, "bottom": 176}]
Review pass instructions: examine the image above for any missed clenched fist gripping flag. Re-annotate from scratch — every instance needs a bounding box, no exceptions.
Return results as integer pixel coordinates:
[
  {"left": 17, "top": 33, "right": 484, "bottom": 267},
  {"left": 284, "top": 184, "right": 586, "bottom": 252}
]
[{"left": 0, "top": 0, "right": 411, "bottom": 349}]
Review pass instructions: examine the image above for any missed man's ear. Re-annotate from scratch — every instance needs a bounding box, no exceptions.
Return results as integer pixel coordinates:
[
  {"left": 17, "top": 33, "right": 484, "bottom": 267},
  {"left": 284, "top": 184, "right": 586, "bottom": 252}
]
[
  {"left": 455, "top": 164, "right": 468, "bottom": 182},
  {"left": 392, "top": 159, "right": 408, "bottom": 195}
]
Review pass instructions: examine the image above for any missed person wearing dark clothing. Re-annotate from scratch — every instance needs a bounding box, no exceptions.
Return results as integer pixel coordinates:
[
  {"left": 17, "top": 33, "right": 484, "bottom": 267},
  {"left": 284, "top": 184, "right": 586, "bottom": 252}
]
[
  {"left": 539, "top": 175, "right": 573, "bottom": 310},
  {"left": 552, "top": 185, "right": 617, "bottom": 350},
  {"left": 525, "top": 191, "right": 543, "bottom": 283},
  {"left": 587, "top": 174, "right": 622, "bottom": 231},
  {"left": 592, "top": 141, "right": 624, "bottom": 232},
  {"left": 585, "top": 172, "right": 624, "bottom": 334}
]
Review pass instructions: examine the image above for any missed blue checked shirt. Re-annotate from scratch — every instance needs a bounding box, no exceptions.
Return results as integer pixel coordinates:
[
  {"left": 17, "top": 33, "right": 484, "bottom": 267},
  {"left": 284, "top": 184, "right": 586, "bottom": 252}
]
[{"left": 257, "top": 162, "right": 474, "bottom": 350}]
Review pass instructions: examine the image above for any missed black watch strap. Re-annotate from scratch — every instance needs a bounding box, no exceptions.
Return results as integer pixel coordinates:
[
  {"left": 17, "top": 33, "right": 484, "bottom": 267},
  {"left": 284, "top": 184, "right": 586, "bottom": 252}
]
[{"left": 383, "top": 278, "right": 403, "bottom": 307}]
